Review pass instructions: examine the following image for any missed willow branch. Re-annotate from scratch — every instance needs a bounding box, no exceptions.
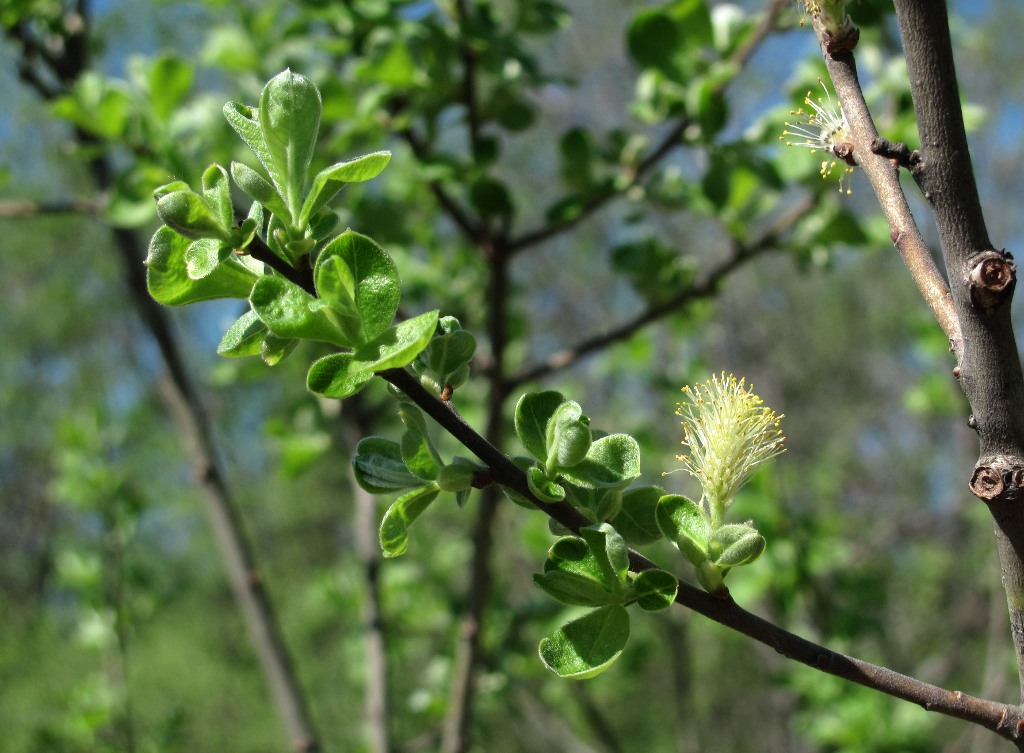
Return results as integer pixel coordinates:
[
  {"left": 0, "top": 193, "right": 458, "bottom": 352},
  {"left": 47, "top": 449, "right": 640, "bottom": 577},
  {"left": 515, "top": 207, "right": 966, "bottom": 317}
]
[
  {"left": 813, "top": 21, "right": 960, "bottom": 345},
  {"left": 507, "top": 193, "right": 816, "bottom": 388},
  {"left": 378, "top": 366, "right": 1024, "bottom": 744},
  {"left": 507, "top": 0, "right": 789, "bottom": 256},
  {"left": 890, "top": 0, "right": 1024, "bottom": 704}
]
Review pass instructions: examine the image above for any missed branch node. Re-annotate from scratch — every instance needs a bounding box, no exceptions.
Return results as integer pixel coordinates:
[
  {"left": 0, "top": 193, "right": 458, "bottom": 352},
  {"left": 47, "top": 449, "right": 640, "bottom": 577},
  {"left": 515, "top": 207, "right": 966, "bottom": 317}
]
[
  {"left": 822, "top": 25, "right": 860, "bottom": 56},
  {"left": 968, "top": 250, "right": 1016, "bottom": 313},
  {"left": 970, "top": 460, "right": 1024, "bottom": 502},
  {"left": 870, "top": 137, "right": 918, "bottom": 170}
]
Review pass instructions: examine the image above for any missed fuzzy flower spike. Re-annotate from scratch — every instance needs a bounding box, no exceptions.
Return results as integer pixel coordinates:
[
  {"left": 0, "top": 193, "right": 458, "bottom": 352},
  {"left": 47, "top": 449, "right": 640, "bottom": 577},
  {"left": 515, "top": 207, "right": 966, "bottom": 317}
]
[
  {"left": 781, "top": 78, "right": 856, "bottom": 195},
  {"left": 673, "top": 373, "right": 785, "bottom": 527}
]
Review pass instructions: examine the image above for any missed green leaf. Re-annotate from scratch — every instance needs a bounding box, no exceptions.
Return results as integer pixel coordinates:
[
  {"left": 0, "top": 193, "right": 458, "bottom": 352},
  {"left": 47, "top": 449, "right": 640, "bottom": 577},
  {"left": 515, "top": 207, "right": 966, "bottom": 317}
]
[
  {"left": 514, "top": 391, "right": 566, "bottom": 463},
  {"left": 709, "top": 523, "right": 765, "bottom": 567},
  {"left": 352, "top": 437, "right": 424, "bottom": 494},
  {"left": 567, "top": 487, "right": 623, "bottom": 523},
  {"left": 437, "top": 456, "right": 488, "bottom": 494},
  {"left": 314, "top": 231, "right": 401, "bottom": 342},
  {"left": 260, "top": 334, "right": 298, "bottom": 366},
  {"left": 201, "top": 163, "right": 233, "bottom": 230},
  {"left": 259, "top": 69, "right": 321, "bottom": 219},
  {"left": 231, "top": 161, "right": 291, "bottom": 225},
  {"left": 656, "top": 494, "right": 710, "bottom": 567},
  {"left": 299, "top": 150, "right": 391, "bottom": 227},
  {"left": 560, "top": 434, "right": 641, "bottom": 489},
  {"left": 399, "top": 405, "right": 442, "bottom": 481},
  {"left": 184, "top": 238, "right": 230, "bottom": 280},
  {"left": 610, "top": 486, "right": 665, "bottom": 546},
  {"left": 498, "top": 456, "right": 540, "bottom": 509},
  {"left": 223, "top": 102, "right": 278, "bottom": 195},
  {"left": 312, "top": 256, "right": 364, "bottom": 344},
  {"left": 469, "top": 176, "right": 513, "bottom": 218},
  {"left": 627, "top": 11, "right": 679, "bottom": 73},
  {"left": 546, "top": 401, "right": 591, "bottom": 472},
  {"left": 423, "top": 326, "right": 477, "bottom": 377},
  {"left": 250, "top": 276, "right": 351, "bottom": 346},
  {"left": 155, "top": 189, "right": 232, "bottom": 242},
  {"left": 379, "top": 484, "right": 441, "bottom": 558},
  {"left": 527, "top": 465, "right": 566, "bottom": 502},
  {"left": 632, "top": 569, "right": 678, "bottom": 611},
  {"left": 350, "top": 309, "right": 440, "bottom": 372},
  {"left": 580, "top": 523, "right": 629, "bottom": 591},
  {"left": 533, "top": 571, "right": 622, "bottom": 607},
  {"left": 536, "top": 536, "right": 614, "bottom": 606},
  {"left": 538, "top": 605, "right": 630, "bottom": 679},
  {"left": 147, "top": 54, "right": 194, "bottom": 121},
  {"left": 305, "top": 353, "right": 375, "bottom": 399},
  {"left": 217, "top": 310, "right": 267, "bottom": 358},
  {"left": 307, "top": 310, "right": 439, "bottom": 398},
  {"left": 544, "top": 536, "right": 602, "bottom": 580},
  {"left": 559, "top": 127, "right": 595, "bottom": 190},
  {"left": 146, "top": 226, "right": 257, "bottom": 305}
]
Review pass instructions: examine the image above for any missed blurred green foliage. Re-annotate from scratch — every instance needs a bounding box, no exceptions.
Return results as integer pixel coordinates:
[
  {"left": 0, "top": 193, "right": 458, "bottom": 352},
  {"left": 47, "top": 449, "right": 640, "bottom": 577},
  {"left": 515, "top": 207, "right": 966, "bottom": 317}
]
[{"left": 0, "top": 0, "right": 1016, "bottom": 751}]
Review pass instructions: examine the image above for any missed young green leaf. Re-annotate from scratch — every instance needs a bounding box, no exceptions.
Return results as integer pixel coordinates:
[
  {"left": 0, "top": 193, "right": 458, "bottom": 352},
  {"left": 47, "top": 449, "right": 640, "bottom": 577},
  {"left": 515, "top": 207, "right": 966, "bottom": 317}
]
[
  {"left": 656, "top": 494, "right": 711, "bottom": 567},
  {"left": 437, "top": 456, "right": 488, "bottom": 494},
  {"left": 579, "top": 523, "right": 629, "bottom": 592},
  {"left": 546, "top": 401, "right": 592, "bottom": 472},
  {"left": 201, "top": 163, "right": 233, "bottom": 231},
  {"left": 299, "top": 150, "right": 392, "bottom": 227},
  {"left": 533, "top": 570, "right": 622, "bottom": 607},
  {"left": 314, "top": 231, "right": 400, "bottom": 341},
  {"left": 709, "top": 523, "right": 766, "bottom": 567},
  {"left": 399, "top": 405, "right": 442, "bottom": 481},
  {"left": 224, "top": 99, "right": 273, "bottom": 170},
  {"left": 231, "top": 161, "right": 291, "bottom": 225},
  {"left": 250, "top": 276, "right": 350, "bottom": 347},
  {"left": 560, "top": 434, "right": 641, "bottom": 489},
  {"left": 305, "top": 353, "right": 375, "bottom": 399},
  {"left": 259, "top": 334, "right": 298, "bottom": 366},
  {"left": 311, "top": 256, "right": 364, "bottom": 344},
  {"left": 527, "top": 465, "right": 566, "bottom": 502},
  {"left": 155, "top": 188, "right": 232, "bottom": 242},
  {"left": 352, "top": 436, "right": 424, "bottom": 494},
  {"left": 538, "top": 604, "right": 630, "bottom": 679},
  {"left": 610, "top": 486, "right": 665, "bottom": 546},
  {"left": 217, "top": 310, "right": 267, "bottom": 358},
  {"left": 259, "top": 69, "right": 321, "bottom": 220},
  {"left": 631, "top": 569, "right": 679, "bottom": 611},
  {"left": 348, "top": 309, "right": 441, "bottom": 372},
  {"left": 379, "top": 483, "right": 441, "bottom": 558},
  {"left": 514, "top": 391, "right": 566, "bottom": 463},
  {"left": 146, "top": 226, "right": 257, "bottom": 305},
  {"left": 185, "top": 238, "right": 233, "bottom": 280}
]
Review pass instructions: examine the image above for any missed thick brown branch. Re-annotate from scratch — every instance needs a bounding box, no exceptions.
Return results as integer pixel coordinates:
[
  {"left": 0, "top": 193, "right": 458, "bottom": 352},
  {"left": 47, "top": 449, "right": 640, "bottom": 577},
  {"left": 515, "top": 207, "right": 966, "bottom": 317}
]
[
  {"left": 378, "top": 367, "right": 1024, "bottom": 743},
  {"left": 892, "top": 0, "right": 1024, "bottom": 701}
]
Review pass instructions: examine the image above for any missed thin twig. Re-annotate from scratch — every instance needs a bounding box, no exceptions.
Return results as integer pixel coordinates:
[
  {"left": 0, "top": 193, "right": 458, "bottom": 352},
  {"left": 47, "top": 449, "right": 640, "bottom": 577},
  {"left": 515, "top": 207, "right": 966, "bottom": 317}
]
[
  {"left": 507, "top": 0, "right": 789, "bottom": 256},
  {"left": 378, "top": 366, "right": 1024, "bottom": 744},
  {"left": 814, "top": 19, "right": 961, "bottom": 346},
  {"left": 507, "top": 194, "right": 817, "bottom": 387},
  {"left": 0, "top": 197, "right": 104, "bottom": 217}
]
